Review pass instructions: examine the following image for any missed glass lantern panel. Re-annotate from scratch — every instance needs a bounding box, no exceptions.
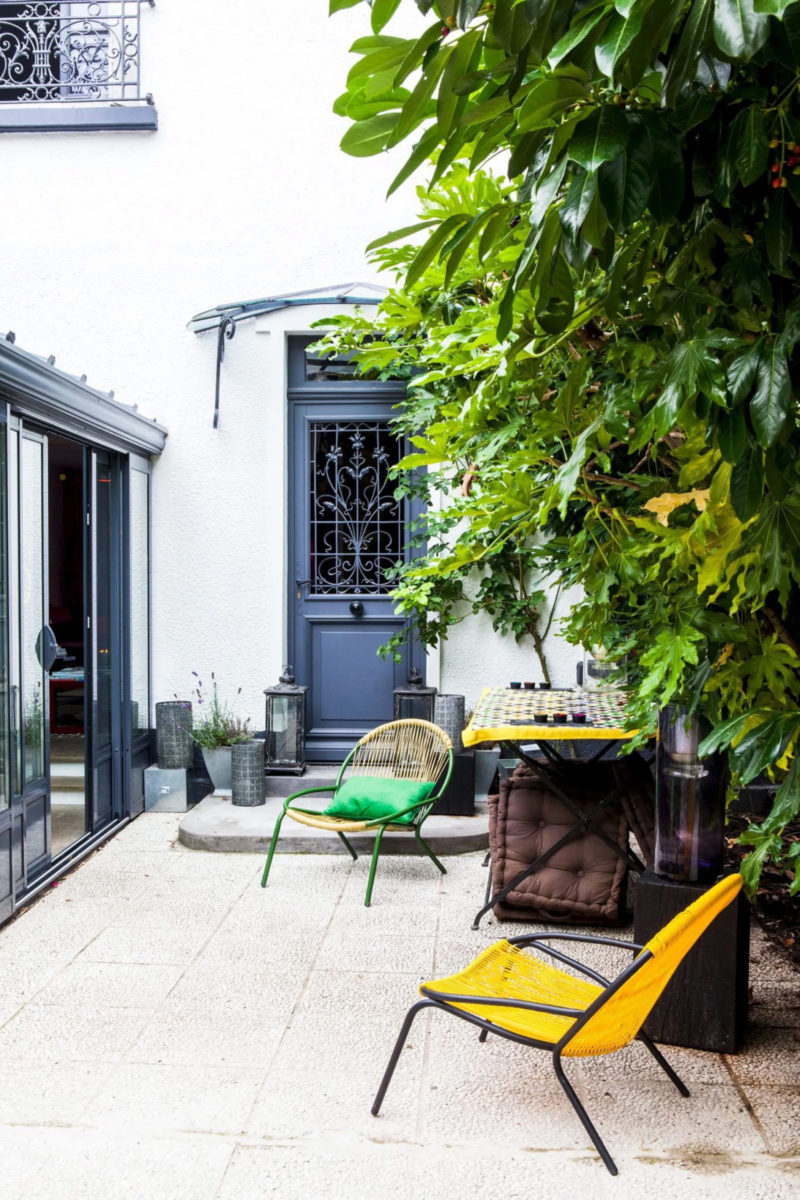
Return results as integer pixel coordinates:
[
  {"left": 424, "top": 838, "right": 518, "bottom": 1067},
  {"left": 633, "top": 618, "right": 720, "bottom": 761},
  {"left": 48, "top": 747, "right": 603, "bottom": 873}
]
[{"left": 268, "top": 695, "right": 298, "bottom": 764}]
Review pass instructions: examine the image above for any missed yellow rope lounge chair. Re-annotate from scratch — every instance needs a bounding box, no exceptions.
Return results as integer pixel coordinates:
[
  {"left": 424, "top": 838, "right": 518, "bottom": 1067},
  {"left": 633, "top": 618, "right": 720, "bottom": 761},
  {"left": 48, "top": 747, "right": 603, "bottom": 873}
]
[
  {"left": 372, "top": 873, "right": 743, "bottom": 1174},
  {"left": 260, "top": 719, "right": 453, "bottom": 907}
]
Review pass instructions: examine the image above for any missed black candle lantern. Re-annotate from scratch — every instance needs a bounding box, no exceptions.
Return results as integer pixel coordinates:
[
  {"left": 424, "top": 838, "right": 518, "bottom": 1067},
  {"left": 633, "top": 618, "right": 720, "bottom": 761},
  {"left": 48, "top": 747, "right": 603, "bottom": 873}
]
[
  {"left": 264, "top": 666, "right": 307, "bottom": 775},
  {"left": 393, "top": 666, "right": 437, "bottom": 723}
]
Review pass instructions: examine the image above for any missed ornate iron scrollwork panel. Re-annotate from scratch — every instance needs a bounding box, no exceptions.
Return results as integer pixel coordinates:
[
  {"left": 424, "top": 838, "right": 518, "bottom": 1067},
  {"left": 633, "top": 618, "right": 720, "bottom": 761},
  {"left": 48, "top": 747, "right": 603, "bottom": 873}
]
[
  {"left": 0, "top": 2, "right": 147, "bottom": 103},
  {"left": 309, "top": 421, "right": 403, "bottom": 595}
]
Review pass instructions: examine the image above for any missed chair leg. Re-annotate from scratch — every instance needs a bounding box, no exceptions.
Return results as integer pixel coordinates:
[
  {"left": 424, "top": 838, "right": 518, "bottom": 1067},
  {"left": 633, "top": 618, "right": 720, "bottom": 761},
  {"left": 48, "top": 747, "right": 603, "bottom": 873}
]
[
  {"left": 552, "top": 1051, "right": 618, "bottom": 1176},
  {"left": 479, "top": 1027, "right": 489, "bottom": 1043},
  {"left": 260, "top": 808, "right": 287, "bottom": 887},
  {"left": 364, "top": 827, "right": 386, "bottom": 907},
  {"left": 414, "top": 826, "right": 447, "bottom": 876},
  {"left": 637, "top": 1031, "right": 690, "bottom": 1097},
  {"left": 337, "top": 831, "right": 358, "bottom": 861},
  {"left": 372, "top": 999, "right": 437, "bottom": 1116}
]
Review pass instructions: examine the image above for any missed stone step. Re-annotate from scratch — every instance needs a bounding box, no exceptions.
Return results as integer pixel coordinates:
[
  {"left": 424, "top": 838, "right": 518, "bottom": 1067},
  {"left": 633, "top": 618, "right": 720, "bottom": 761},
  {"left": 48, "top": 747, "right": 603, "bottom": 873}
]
[{"left": 179, "top": 792, "right": 489, "bottom": 856}]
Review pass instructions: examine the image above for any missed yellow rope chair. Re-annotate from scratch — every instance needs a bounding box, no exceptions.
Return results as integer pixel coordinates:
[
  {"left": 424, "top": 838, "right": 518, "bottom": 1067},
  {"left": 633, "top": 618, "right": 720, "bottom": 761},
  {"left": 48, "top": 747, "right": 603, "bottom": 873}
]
[
  {"left": 260, "top": 719, "right": 454, "bottom": 906},
  {"left": 372, "top": 873, "right": 743, "bottom": 1174}
]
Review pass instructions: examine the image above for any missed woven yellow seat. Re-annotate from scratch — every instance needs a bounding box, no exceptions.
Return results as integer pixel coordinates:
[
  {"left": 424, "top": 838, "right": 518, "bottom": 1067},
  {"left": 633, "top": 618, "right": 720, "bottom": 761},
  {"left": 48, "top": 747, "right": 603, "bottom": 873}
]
[
  {"left": 261, "top": 719, "right": 453, "bottom": 906},
  {"left": 372, "top": 874, "right": 743, "bottom": 1174}
]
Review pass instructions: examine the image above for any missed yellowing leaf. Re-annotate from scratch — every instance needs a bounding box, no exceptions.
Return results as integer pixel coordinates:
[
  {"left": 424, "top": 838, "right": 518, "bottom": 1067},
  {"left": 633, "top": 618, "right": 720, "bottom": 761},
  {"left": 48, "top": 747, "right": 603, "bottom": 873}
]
[{"left": 642, "top": 488, "right": 711, "bottom": 526}]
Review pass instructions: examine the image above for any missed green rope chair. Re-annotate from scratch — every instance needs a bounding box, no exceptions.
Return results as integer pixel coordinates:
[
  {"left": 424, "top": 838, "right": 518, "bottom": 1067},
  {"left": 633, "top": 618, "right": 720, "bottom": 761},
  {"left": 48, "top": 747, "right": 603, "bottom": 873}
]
[{"left": 260, "top": 719, "right": 454, "bottom": 906}]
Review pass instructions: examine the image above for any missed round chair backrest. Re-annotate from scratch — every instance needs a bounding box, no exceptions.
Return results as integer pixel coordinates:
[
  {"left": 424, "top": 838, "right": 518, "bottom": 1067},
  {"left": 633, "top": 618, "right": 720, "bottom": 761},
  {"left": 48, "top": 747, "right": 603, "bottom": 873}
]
[{"left": 348, "top": 719, "right": 452, "bottom": 783}]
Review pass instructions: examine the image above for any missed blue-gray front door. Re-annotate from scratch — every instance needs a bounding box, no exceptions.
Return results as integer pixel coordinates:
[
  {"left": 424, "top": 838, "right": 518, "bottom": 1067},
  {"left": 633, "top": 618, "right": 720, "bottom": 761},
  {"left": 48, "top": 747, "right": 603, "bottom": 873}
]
[{"left": 288, "top": 338, "right": 420, "bottom": 762}]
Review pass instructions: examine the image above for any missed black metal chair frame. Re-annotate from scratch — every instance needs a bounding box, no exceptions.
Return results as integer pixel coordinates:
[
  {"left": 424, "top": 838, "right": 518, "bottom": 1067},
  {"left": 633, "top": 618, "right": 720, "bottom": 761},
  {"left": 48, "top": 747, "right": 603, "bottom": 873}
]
[{"left": 371, "top": 931, "right": 689, "bottom": 1176}]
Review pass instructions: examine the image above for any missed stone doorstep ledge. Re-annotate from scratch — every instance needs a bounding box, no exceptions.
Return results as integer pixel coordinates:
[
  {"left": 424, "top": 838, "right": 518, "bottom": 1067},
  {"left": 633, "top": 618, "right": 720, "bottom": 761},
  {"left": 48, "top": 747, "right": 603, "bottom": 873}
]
[{"left": 178, "top": 791, "right": 489, "bottom": 855}]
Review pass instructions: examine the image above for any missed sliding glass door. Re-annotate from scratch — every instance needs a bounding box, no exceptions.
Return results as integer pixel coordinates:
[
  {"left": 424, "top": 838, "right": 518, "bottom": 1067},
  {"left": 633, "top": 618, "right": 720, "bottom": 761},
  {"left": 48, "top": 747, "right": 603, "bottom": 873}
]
[{"left": 3, "top": 417, "right": 125, "bottom": 897}]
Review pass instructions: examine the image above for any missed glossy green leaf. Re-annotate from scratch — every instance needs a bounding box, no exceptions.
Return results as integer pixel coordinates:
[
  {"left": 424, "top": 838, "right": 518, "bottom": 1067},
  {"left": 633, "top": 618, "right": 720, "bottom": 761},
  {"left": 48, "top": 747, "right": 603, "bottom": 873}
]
[
  {"left": 437, "top": 28, "right": 481, "bottom": 133},
  {"left": 765, "top": 189, "right": 793, "bottom": 272},
  {"left": 535, "top": 248, "right": 576, "bottom": 334},
  {"left": 391, "top": 47, "right": 449, "bottom": 142},
  {"left": 516, "top": 77, "right": 586, "bottom": 133},
  {"left": 712, "top": 0, "right": 771, "bottom": 59},
  {"left": 569, "top": 106, "right": 630, "bottom": 171},
  {"left": 559, "top": 169, "right": 598, "bottom": 240},
  {"left": 716, "top": 405, "right": 748, "bottom": 462},
  {"left": 726, "top": 340, "right": 762, "bottom": 403},
  {"left": 732, "top": 104, "right": 769, "bottom": 186},
  {"left": 752, "top": 0, "right": 797, "bottom": 13},
  {"left": 405, "top": 214, "right": 468, "bottom": 287},
  {"left": 340, "top": 112, "right": 398, "bottom": 156},
  {"left": 594, "top": 4, "right": 649, "bottom": 80},
  {"left": 548, "top": 7, "right": 609, "bottom": 67},
  {"left": 386, "top": 123, "right": 441, "bottom": 194},
  {"left": 730, "top": 445, "right": 764, "bottom": 519},
  {"left": 330, "top": 0, "right": 362, "bottom": 12},
  {"left": 664, "top": 0, "right": 714, "bottom": 105},
  {"left": 394, "top": 23, "right": 444, "bottom": 87},
  {"left": 366, "top": 221, "right": 440, "bottom": 252},
  {"left": 597, "top": 121, "right": 653, "bottom": 231},
  {"left": 371, "top": 0, "right": 403, "bottom": 32},
  {"left": 750, "top": 342, "right": 791, "bottom": 447}
]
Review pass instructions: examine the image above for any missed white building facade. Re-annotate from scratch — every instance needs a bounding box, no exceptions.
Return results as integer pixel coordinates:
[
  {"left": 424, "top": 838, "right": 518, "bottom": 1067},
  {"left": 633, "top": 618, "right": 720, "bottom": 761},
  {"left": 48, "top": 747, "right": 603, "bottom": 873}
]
[{"left": 0, "top": 2, "right": 576, "bottom": 915}]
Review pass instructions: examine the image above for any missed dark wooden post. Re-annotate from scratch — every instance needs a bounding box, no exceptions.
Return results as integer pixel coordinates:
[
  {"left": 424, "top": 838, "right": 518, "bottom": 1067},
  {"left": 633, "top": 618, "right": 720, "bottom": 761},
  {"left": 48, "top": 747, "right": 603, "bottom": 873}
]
[{"left": 633, "top": 870, "right": 750, "bottom": 1053}]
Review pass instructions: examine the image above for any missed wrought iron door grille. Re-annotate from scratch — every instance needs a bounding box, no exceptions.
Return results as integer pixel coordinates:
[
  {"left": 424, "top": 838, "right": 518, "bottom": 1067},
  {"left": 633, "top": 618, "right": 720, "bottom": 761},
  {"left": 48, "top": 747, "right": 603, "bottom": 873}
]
[
  {"left": 0, "top": 1, "right": 151, "bottom": 104},
  {"left": 309, "top": 421, "right": 403, "bottom": 595}
]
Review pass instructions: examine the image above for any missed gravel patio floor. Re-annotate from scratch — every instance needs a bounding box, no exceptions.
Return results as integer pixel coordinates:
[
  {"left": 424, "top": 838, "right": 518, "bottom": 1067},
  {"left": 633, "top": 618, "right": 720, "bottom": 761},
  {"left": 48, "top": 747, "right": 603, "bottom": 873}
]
[{"left": 0, "top": 813, "right": 798, "bottom": 1199}]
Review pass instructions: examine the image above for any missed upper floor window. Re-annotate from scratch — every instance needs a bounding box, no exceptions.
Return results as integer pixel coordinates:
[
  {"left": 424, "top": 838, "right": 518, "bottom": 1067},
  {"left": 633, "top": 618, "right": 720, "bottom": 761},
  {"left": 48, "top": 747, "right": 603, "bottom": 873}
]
[{"left": 0, "top": 1, "right": 156, "bottom": 131}]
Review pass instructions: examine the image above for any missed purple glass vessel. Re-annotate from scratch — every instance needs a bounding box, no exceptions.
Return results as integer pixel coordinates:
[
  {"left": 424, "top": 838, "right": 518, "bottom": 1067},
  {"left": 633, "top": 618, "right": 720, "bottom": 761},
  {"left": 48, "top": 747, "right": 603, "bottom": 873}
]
[{"left": 654, "top": 706, "right": 726, "bottom": 883}]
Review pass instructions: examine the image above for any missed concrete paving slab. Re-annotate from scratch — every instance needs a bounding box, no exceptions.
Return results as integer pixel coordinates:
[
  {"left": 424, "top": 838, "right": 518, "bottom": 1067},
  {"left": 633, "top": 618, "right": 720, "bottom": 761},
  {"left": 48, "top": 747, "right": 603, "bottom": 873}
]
[
  {"left": 179, "top": 791, "right": 489, "bottom": 854},
  {"left": 88, "top": 1061, "right": 265, "bottom": 1137},
  {"left": 743, "top": 1084, "right": 800, "bottom": 1155}
]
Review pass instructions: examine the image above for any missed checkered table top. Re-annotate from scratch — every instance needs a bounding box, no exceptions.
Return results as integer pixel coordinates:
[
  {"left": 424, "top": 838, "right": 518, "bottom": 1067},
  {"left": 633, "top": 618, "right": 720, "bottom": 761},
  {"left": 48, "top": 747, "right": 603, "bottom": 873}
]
[{"left": 462, "top": 686, "right": 634, "bottom": 746}]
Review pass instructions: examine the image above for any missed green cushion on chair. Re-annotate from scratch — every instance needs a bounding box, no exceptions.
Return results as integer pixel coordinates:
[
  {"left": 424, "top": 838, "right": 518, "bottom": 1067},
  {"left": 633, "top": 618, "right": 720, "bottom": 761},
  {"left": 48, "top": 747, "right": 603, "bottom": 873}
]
[{"left": 323, "top": 777, "right": 434, "bottom": 825}]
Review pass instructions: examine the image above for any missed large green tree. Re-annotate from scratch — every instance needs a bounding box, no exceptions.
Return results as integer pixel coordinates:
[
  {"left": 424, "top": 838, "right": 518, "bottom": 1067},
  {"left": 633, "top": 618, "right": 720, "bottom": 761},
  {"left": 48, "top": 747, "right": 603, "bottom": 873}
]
[{"left": 325, "top": 0, "right": 800, "bottom": 893}]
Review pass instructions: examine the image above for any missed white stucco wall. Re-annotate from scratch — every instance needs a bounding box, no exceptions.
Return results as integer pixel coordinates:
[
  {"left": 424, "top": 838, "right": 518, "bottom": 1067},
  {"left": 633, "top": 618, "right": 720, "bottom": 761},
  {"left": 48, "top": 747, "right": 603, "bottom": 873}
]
[{"left": 0, "top": 1, "right": 578, "bottom": 730}]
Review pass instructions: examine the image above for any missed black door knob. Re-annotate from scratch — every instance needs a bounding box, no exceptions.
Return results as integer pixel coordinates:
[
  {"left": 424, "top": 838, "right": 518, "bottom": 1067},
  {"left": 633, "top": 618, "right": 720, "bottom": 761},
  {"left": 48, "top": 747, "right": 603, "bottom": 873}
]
[{"left": 349, "top": 601, "right": 364, "bottom": 617}]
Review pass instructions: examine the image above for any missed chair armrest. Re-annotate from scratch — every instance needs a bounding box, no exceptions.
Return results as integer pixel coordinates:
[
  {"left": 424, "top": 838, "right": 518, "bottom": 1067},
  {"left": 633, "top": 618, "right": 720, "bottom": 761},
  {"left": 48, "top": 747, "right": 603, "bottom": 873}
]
[
  {"left": 420, "top": 987, "right": 583, "bottom": 1019},
  {"left": 507, "top": 934, "right": 645, "bottom": 989},
  {"left": 283, "top": 785, "right": 336, "bottom": 814},
  {"left": 510, "top": 933, "right": 645, "bottom": 953}
]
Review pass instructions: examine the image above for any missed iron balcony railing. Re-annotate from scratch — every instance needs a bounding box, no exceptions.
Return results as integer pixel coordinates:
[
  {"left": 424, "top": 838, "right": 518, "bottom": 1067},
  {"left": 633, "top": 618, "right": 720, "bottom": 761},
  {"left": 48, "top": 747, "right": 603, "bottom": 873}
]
[{"left": 0, "top": 1, "right": 154, "bottom": 106}]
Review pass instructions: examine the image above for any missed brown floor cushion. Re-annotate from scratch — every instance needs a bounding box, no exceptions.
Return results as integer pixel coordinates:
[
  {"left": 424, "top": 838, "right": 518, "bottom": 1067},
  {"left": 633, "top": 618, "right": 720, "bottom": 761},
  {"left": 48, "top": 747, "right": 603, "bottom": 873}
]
[{"left": 488, "top": 757, "right": 652, "bottom": 926}]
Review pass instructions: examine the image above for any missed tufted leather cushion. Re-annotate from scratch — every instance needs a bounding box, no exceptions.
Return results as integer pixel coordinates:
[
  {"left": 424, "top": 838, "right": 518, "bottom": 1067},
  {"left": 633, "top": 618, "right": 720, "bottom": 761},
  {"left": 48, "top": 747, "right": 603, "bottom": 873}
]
[{"left": 488, "top": 758, "right": 652, "bottom": 926}]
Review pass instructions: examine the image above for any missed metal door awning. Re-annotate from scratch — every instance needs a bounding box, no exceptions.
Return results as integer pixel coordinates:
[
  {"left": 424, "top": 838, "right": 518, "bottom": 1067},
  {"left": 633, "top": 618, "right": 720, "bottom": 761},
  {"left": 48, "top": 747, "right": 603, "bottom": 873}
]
[{"left": 186, "top": 284, "right": 387, "bottom": 429}]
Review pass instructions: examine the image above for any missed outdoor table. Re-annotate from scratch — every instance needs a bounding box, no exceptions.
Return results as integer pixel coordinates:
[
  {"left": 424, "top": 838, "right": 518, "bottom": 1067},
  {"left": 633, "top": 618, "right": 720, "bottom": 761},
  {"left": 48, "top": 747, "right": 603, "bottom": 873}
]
[{"left": 462, "top": 686, "right": 647, "bottom": 929}]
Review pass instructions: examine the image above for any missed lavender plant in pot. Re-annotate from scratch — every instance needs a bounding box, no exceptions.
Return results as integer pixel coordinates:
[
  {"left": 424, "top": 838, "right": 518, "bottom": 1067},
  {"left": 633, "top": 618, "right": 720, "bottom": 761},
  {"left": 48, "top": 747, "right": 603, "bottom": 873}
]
[{"left": 190, "top": 673, "right": 251, "bottom": 795}]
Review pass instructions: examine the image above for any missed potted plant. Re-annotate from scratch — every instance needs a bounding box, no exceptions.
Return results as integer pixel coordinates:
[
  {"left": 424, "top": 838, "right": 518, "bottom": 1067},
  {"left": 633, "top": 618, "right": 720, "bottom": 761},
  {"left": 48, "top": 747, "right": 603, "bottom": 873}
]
[{"left": 190, "top": 673, "right": 251, "bottom": 794}]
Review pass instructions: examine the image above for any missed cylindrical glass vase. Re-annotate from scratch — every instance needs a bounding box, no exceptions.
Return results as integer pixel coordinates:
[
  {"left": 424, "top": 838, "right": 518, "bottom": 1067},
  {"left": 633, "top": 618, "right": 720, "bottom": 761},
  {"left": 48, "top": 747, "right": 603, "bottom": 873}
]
[
  {"left": 155, "top": 701, "right": 193, "bottom": 769},
  {"left": 654, "top": 706, "right": 726, "bottom": 883},
  {"left": 231, "top": 740, "right": 265, "bottom": 807},
  {"left": 434, "top": 694, "right": 465, "bottom": 753}
]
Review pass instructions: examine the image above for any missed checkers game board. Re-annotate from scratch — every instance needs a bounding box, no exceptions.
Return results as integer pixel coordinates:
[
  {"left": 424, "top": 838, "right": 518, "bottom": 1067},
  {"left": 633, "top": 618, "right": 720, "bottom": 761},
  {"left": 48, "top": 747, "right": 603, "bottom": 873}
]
[{"left": 462, "top": 686, "right": 633, "bottom": 746}]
